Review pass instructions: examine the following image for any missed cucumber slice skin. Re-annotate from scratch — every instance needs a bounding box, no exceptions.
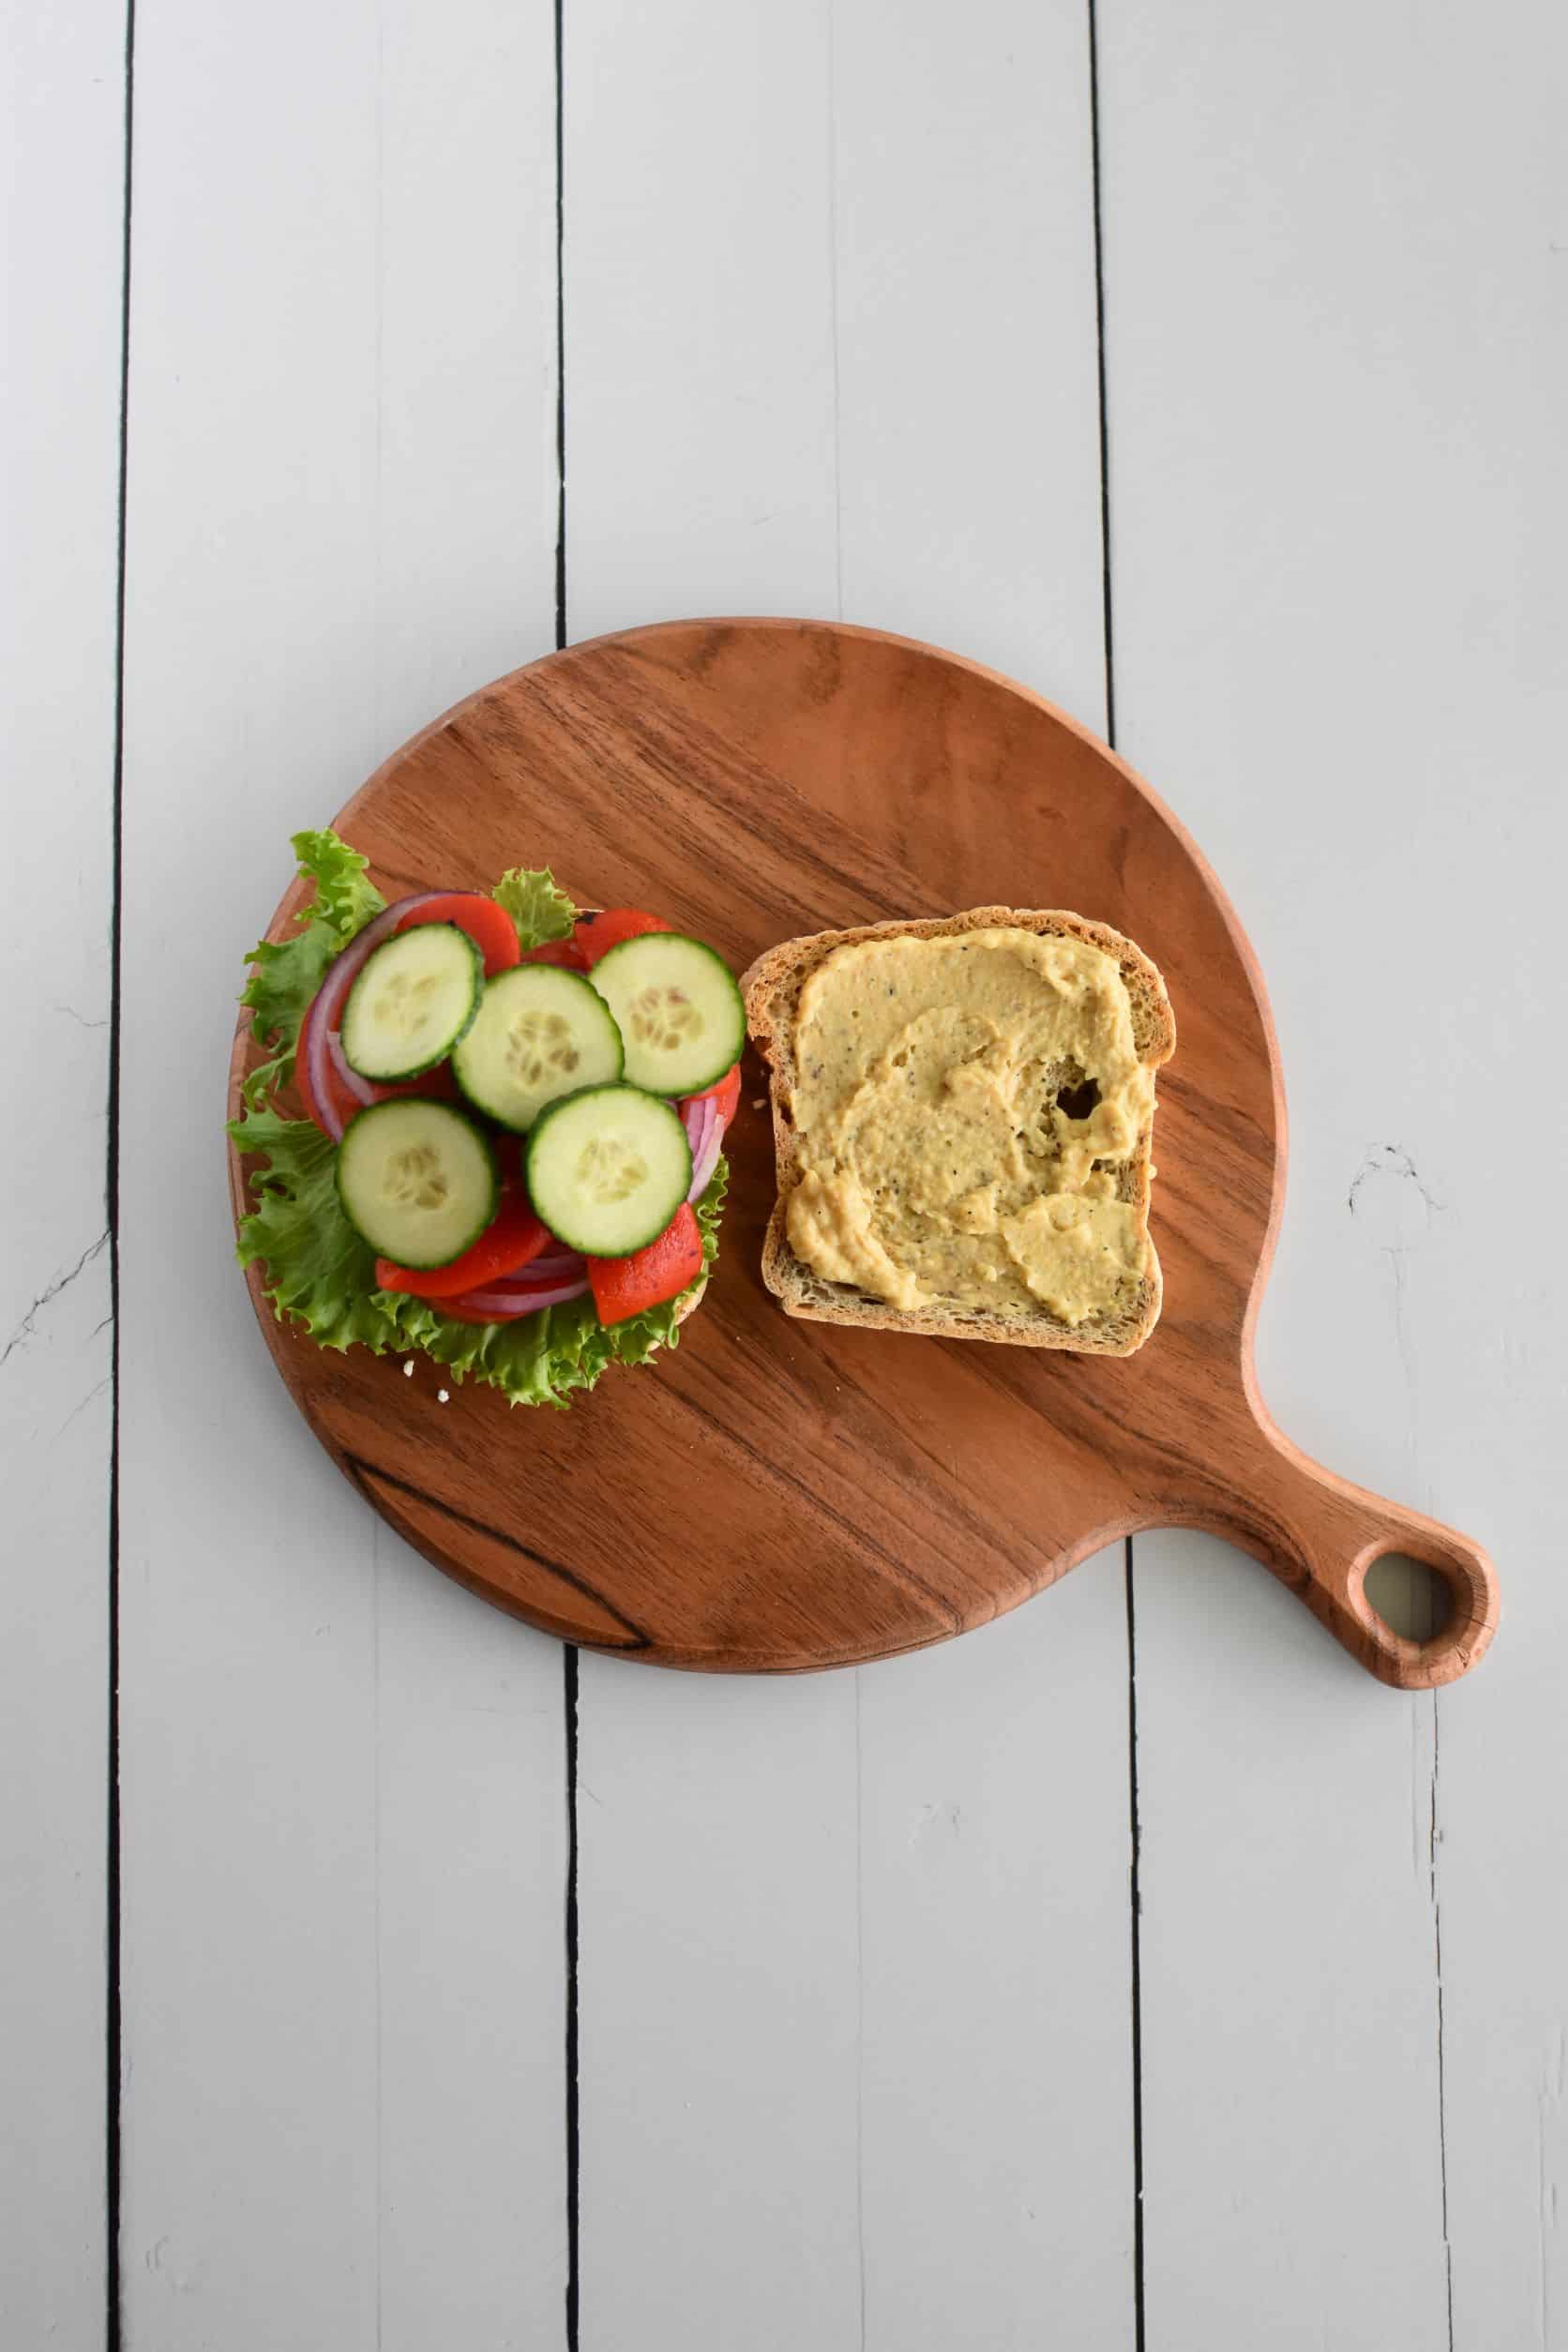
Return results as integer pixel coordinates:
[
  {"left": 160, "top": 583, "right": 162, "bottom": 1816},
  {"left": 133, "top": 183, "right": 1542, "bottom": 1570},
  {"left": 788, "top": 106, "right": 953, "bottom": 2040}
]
[
  {"left": 587, "top": 933, "right": 746, "bottom": 1096},
  {"left": 452, "top": 964, "right": 625, "bottom": 1133},
  {"left": 336, "top": 1098, "right": 500, "bottom": 1269},
  {"left": 525, "top": 1084, "right": 692, "bottom": 1258},
  {"left": 339, "top": 924, "right": 484, "bottom": 1082}
]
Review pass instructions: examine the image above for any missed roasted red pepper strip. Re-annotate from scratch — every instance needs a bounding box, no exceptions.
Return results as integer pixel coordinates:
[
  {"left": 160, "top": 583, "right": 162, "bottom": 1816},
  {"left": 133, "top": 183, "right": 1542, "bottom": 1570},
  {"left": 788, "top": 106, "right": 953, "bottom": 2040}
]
[
  {"left": 375, "top": 1184, "right": 550, "bottom": 1299},
  {"left": 588, "top": 1203, "right": 703, "bottom": 1325},
  {"left": 684, "top": 1063, "right": 741, "bottom": 1119},
  {"left": 395, "top": 891, "right": 520, "bottom": 978},
  {"left": 575, "top": 908, "right": 673, "bottom": 967}
]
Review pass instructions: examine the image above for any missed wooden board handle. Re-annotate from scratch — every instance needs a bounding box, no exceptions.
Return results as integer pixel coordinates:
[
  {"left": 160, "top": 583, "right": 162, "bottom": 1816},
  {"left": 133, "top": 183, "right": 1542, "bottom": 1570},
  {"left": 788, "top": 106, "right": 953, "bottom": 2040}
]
[{"left": 1208, "top": 1407, "right": 1500, "bottom": 1689}]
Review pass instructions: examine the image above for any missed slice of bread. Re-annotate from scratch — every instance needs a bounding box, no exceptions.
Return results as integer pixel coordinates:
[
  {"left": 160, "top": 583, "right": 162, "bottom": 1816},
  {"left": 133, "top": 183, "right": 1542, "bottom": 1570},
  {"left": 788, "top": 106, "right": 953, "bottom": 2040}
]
[{"left": 742, "top": 907, "right": 1176, "bottom": 1357}]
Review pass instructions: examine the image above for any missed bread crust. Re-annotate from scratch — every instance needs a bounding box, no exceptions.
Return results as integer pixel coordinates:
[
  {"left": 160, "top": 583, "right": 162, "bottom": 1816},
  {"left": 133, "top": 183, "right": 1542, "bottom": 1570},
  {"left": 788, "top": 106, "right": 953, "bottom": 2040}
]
[{"left": 742, "top": 907, "right": 1175, "bottom": 1357}]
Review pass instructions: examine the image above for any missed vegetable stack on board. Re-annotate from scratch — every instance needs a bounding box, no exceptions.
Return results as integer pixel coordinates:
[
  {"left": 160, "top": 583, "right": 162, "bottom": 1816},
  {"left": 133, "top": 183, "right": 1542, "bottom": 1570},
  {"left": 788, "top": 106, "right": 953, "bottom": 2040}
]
[{"left": 229, "top": 832, "right": 737, "bottom": 1409}]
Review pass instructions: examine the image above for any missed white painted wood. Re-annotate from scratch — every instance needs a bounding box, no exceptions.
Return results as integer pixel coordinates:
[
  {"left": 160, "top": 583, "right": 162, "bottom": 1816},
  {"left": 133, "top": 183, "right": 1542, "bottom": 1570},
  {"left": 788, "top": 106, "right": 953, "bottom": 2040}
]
[
  {"left": 565, "top": 0, "right": 838, "bottom": 634},
  {"left": 1100, "top": 0, "right": 1568, "bottom": 2342},
  {"left": 116, "top": 3, "right": 565, "bottom": 2344},
  {"left": 854, "top": 1585, "right": 1136, "bottom": 2345},
  {"left": 1, "top": 7, "right": 122, "bottom": 2343},
  {"left": 1134, "top": 1550, "right": 1451, "bottom": 2347},
  {"left": 577, "top": 1667, "right": 863, "bottom": 2344},
  {"left": 567, "top": 5, "right": 1137, "bottom": 2344}
]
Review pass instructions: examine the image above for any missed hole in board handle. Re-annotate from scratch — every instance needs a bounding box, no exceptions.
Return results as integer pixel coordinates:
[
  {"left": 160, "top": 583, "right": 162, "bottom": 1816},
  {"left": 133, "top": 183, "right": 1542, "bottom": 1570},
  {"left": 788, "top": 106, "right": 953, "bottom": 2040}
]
[{"left": 1362, "top": 1553, "right": 1456, "bottom": 1645}]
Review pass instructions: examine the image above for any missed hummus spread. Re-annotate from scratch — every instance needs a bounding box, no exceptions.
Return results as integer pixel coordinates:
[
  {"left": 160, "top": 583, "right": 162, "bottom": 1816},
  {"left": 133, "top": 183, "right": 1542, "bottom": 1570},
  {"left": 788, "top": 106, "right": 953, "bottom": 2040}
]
[{"left": 784, "top": 927, "right": 1154, "bottom": 1326}]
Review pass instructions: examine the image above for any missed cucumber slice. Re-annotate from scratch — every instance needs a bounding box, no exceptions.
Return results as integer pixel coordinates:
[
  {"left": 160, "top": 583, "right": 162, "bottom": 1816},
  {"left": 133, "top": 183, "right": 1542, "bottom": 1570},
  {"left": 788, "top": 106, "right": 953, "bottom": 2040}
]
[
  {"left": 339, "top": 923, "right": 482, "bottom": 1081},
  {"left": 337, "top": 1099, "right": 498, "bottom": 1268},
  {"left": 588, "top": 933, "right": 745, "bottom": 1096},
  {"left": 525, "top": 1084, "right": 691, "bottom": 1257},
  {"left": 451, "top": 963, "right": 626, "bottom": 1131}
]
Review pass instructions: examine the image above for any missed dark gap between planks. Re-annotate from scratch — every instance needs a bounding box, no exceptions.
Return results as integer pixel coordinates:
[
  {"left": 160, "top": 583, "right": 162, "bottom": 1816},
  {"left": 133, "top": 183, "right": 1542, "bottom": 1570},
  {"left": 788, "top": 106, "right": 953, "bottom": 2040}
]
[
  {"left": 106, "top": 1, "right": 139, "bottom": 2344},
  {"left": 554, "top": 4, "right": 581, "bottom": 2346},
  {"left": 1088, "top": 5, "right": 1147, "bottom": 2342}
]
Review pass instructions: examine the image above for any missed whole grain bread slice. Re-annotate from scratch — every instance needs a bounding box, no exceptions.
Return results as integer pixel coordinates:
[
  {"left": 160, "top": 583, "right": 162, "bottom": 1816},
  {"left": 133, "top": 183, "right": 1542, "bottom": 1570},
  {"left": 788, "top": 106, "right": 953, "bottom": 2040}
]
[{"left": 742, "top": 907, "right": 1176, "bottom": 1357}]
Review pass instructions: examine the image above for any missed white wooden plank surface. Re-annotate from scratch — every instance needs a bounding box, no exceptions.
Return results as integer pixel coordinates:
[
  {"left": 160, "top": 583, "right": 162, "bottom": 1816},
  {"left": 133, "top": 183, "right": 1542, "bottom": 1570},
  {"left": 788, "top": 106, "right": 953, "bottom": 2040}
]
[
  {"left": 566, "top": 6, "right": 1138, "bottom": 2344},
  {"left": 1100, "top": 1, "right": 1568, "bottom": 2344},
  {"left": 1, "top": 6, "right": 122, "bottom": 2343},
  {"left": 116, "top": 3, "right": 566, "bottom": 2344}
]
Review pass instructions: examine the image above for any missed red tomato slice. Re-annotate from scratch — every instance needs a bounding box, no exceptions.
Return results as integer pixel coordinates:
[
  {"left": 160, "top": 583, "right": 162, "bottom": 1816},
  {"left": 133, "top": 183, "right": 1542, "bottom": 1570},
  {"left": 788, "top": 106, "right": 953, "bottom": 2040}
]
[
  {"left": 684, "top": 1063, "right": 742, "bottom": 1121},
  {"left": 575, "top": 908, "right": 674, "bottom": 967},
  {"left": 293, "top": 1039, "right": 330, "bottom": 1133},
  {"left": 519, "top": 936, "right": 589, "bottom": 971},
  {"left": 589, "top": 1203, "right": 703, "bottom": 1326},
  {"left": 370, "top": 1061, "right": 460, "bottom": 1103},
  {"left": 395, "top": 891, "right": 520, "bottom": 977},
  {"left": 294, "top": 1036, "right": 363, "bottom": 1137},
  {"left": 296, "top": 1025, "right": 462, "bottom": 1135},
  {"left": 375, "top": 1184, "right": 551, "bottom": 1299}
]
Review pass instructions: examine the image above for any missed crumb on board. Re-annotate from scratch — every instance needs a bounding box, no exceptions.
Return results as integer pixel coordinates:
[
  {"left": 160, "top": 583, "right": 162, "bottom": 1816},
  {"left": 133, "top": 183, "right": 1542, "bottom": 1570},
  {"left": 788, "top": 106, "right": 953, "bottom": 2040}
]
[
  {"left": 751, "top": 1096, "right": 765, "bottom": 1109},
  {"left": 403, "top": 1362, "right": 415, "bottom": 1378},
  {"left": 437, "top": 1388, "right": 450, "bottom": 1404}
]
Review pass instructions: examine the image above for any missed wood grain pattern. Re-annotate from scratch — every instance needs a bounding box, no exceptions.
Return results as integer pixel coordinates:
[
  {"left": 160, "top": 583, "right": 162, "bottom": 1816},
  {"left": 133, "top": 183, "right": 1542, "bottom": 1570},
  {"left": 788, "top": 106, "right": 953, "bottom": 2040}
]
[{"left": 226, "top": 618, "right": 1499, "bottom": 1686}]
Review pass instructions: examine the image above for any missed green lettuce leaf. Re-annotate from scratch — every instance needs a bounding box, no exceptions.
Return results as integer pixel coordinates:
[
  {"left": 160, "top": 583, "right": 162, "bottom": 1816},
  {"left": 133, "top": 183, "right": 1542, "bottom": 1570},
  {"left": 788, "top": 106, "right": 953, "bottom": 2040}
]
[
  {"left": 227, "top": 1103, "right": 402, "bottom": 1353},
  {"left": 240, "top": 829, "right": 385, "bottom": 1108},
  {"left": 230, "top": 1100, "right": 730, "bottom": 1409},
  {"left": 292, "top": 827, "right": 385, "bottom": 942},
  {"left": 493, "top": 866, "right": 576, "bottom": 951}
]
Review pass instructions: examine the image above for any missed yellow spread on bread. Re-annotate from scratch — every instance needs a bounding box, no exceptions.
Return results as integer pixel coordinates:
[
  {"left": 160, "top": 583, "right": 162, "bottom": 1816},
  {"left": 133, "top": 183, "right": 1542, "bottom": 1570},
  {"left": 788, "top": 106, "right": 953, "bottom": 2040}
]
[{"left": 783, "top": 928, "right": 1153, "bottom": 1325}]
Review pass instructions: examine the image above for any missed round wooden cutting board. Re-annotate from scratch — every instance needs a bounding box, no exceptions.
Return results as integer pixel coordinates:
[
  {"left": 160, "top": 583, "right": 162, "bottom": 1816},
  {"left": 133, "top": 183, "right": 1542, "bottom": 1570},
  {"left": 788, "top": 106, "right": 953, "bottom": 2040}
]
[{"left": 227, "top": 619, "right": 1498, "bottom": 1686}]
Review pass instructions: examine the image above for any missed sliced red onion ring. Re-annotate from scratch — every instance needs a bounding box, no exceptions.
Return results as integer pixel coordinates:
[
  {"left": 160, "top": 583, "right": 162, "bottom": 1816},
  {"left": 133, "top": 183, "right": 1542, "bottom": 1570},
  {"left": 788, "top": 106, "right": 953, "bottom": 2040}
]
[
  {"left": 680, "top": 1093, "right": 722, "bottom": 1202},
  {"left": 523, "top": 1247, "right": 588, "bottom": 1283},
  {"left": 679, "top": 1091, "right": 714, "bottom": 1156},
  {"left": 446, "top": 1274, "right": 590, "bottom": 1319},
  {"left": 482, "top": 1258, "right": 588, "bottom": 1299},
  {"left": 326, "top": 1027, "right": 377, "bottom": 1108},
  {"left": 688, "top": 1136, "right": 723, "bottom": 1203},
  {"left": 296, "top": 893, "right": 450, "bottom": 1141}
]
